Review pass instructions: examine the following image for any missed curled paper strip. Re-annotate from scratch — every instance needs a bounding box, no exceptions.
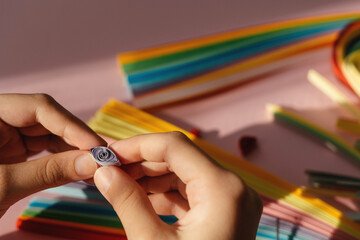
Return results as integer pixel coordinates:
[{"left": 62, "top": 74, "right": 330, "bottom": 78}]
[
  {"left": 90, "top": 146, "right": 121, "bottom": 166},
  {"left": 333, "top": 20, "right": 360, "bottom": 95}
]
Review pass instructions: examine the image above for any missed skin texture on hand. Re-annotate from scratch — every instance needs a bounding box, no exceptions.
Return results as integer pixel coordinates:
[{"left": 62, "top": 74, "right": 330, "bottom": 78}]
[
  {"left": 0, "top": 93, "right": 106, "bottom": 217},
  {"left": 94, "top": 132, "right": 263, "bottom": 240}
]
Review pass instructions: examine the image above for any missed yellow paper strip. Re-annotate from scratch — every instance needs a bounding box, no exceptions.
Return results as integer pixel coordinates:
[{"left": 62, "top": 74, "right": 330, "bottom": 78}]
[{"left": 308, "top": 69, "right": 360, "bottom": 121}]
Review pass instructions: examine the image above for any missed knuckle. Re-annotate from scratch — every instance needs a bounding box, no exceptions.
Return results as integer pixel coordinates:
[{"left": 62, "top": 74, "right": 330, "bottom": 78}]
[
  {"left": 36, "top": 158, "right": 65, "bottom": 186},
  {"left": 220, "top": 171, "right": 250, "bottom": 200},
  {"left": 34, "top": 93, "right": 56, "bottom": 107},
  {"left": 167, "top": 131, "right": 189, "bottom": 143}
]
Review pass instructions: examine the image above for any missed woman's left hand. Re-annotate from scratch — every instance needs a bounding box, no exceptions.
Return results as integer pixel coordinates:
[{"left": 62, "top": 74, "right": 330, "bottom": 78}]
[{"left": 0, "top": 93, "right": 106, "bottom": 217}]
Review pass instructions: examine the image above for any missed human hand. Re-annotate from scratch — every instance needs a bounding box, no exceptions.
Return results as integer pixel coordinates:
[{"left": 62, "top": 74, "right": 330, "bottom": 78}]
[
  {"left": 94, "top": 132, "right": 262, "bottom": 240},
  {"left": 0, "top": 93, "right": 106, "bottom": 217}
]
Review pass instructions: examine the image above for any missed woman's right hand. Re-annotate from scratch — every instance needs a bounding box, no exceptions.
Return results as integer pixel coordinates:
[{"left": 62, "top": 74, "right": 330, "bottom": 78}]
[{"left": 94, "top": 132, "right": 262, "bottom": 240}]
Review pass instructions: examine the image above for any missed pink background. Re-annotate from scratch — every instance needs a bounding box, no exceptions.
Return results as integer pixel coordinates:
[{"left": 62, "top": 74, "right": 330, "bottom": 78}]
[{"left": 1, "top": 0, "right": 360, "bottom": 239}]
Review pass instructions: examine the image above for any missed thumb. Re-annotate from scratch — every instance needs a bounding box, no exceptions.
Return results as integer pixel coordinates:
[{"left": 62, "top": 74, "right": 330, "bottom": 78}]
[
  {"left": 3, "top": 150, "right": 98, "bottom": 202},
  {"left": 94, "top": 166, "right": 167, "bottom": 239}
]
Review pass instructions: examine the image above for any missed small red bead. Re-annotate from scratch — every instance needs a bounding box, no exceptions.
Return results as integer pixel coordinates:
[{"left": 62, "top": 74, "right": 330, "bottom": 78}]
[
  {"left": 239, "top": 135, "right": 258, "bottom": 156},
  {"left": 190, "top": 128, "right": 201, "bottom": 137}
]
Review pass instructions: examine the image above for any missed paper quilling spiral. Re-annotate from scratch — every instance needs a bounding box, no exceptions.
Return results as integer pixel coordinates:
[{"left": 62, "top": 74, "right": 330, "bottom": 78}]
[{"left": 90, "top": 146, "right": 121, "bottom": 166}]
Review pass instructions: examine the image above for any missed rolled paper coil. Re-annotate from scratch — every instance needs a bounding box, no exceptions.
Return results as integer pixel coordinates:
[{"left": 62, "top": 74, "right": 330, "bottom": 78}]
[
  {"left": 333, "top": 20, "right": 360, "bottom": 95},
  {"left": 90, "top": 147, "right": 121, "bottom": 166}
]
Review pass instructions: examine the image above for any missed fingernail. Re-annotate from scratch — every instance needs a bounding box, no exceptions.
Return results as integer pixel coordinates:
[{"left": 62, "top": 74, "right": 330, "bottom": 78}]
[
  {"left": 94, "top": 167, "right": 113, "bottom": 193},
  {"left": 75, "top": 153, "right": 98, "bottom": 178}
]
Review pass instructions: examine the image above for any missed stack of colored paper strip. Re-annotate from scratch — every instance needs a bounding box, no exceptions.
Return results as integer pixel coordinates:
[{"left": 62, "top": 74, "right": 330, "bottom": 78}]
[
  {"left": 18, "top": 197, "right": 176, "bottom": 240},
  {"left": 18, "top": 196, "right": 338, "bottom": 240},
  {"left": 118, "top": 12, "right": 360, "bottom": 108}
]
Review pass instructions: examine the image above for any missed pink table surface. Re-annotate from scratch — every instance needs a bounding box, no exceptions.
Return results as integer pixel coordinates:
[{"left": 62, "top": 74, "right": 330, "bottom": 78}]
[{"left": 1, "top": 0, "right": 360, "bottom": 239}]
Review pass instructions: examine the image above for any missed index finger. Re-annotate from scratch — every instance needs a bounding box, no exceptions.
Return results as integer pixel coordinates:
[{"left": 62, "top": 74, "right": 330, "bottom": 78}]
[
  {"left": 110, "top": 132, "right": 220, "bottom": 184},
  {"left": 0, "top": 94, "right": 106, "bottom": 149}
]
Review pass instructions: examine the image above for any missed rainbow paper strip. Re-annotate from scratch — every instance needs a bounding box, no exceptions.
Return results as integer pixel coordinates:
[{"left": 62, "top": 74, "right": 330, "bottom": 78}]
[
  {"left": 18, "top": 198, "right": 333, "bottom": 240},
  {"left": 42, "top": 181, "right": 360, "bottom": 238},
  {"left": 86, "top": 100, "right": 360, "bottom": 239},
  {"left": 118, "top": 12, "right": 360, "bottom": 108},
  {"left": 39, "top": 183, "right": 359, "bottom": 239},
  {"left": 39, "top": 184, "right": 349, "bottom": 239}
]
